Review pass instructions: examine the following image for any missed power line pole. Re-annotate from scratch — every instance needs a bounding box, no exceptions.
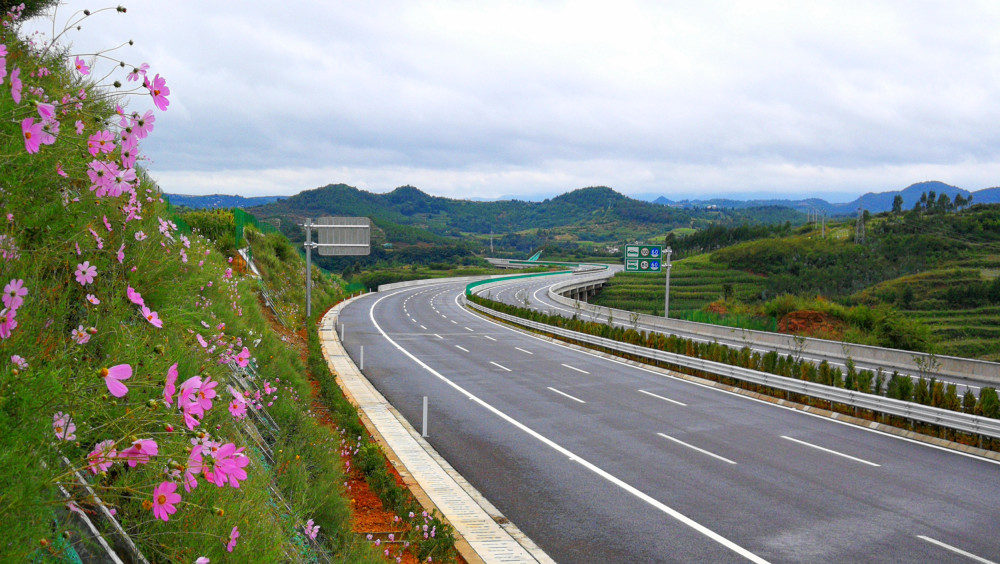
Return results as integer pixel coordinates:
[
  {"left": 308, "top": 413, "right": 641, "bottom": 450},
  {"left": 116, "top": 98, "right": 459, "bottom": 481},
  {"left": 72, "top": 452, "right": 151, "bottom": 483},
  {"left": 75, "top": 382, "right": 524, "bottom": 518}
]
[{"left": 855, "top": 207, "right": 865, "bottom": 244}]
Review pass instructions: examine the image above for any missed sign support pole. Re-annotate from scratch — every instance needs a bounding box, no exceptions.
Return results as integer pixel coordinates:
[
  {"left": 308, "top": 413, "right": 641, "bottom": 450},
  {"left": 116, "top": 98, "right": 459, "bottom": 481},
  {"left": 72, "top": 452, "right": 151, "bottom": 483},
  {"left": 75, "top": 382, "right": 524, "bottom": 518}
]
[
  {"left": 664, "top": 246, "right": 672, "bottom": 318},
  {"left": 305, "top": 218, "right": 313, "bottom": 319}
]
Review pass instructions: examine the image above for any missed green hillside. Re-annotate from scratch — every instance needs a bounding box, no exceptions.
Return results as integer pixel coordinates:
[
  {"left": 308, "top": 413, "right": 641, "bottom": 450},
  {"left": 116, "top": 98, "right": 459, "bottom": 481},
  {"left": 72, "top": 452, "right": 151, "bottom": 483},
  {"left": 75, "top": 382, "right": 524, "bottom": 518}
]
[{"left": 591, "top": 206, "right": 1000, "bottom": 359}]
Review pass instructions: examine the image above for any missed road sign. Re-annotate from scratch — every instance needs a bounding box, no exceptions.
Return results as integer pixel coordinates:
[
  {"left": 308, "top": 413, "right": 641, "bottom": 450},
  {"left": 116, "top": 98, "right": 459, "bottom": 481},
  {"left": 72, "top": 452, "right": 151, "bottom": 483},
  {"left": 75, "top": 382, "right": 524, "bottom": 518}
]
[
  {"left": 315, "top": 216, "right": 371, "bottom": 256},
  {"left": 624, "top": 245, "right": 662, "bottom": 272}
]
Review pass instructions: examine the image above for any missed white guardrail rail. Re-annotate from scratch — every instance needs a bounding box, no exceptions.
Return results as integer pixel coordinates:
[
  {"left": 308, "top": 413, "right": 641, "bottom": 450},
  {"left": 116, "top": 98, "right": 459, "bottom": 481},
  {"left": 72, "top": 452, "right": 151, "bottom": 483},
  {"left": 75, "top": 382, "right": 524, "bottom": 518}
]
[
  {"left": 466, "top": 298, "right": 1000, "bottom": 441},
  {"left": 545, "top": 274, "right": 1000, "bottom": 386}
]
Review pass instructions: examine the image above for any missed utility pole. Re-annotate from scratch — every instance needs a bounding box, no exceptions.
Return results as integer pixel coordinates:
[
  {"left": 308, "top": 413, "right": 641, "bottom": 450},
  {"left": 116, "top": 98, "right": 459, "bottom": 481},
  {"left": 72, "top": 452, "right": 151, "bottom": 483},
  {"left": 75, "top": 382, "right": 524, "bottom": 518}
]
[
  {"left": 855, "top": 207, "right": 865, "bottom": 244},
  {"left": 490, "top": 228, "right": 493, "bottom": 254}
]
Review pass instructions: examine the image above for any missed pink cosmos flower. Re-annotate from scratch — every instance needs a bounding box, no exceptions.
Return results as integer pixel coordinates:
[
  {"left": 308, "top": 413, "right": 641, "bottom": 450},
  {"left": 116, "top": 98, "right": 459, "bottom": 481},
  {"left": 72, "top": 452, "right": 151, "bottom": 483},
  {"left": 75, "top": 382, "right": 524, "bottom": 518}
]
[
  {"left": 140, "top": 305, "right": 162, "bottom": 328},
  {"left": 74, "top": 261, "right": 97, "bottom": 286},
  {"left": 163, "top": 362, "right": 178, "bottom": 406},
  {"left": 119, "top": 438, "right": 157, "bottom": 467},
  {"left": 235, "top": 346, "right": 250, "bottom": 367},
  {"left": 0, "top": 308, "right": 16, "bottom": 340},
  {"left": 53, "top": 412, "right": 76, "bottom": 441},
  {"left": 212, "top": 443, "right": 249, "bottom": 489},
  {"left": 151, "top": 481, "right": 180, "bottom": 522},
  {"left": 223, "top": 268, "right": 233, "bottom": 279},
  {"left": 126, "top": 285, "right": 144, "bottom": 306},
  {"left": 228, "top": 398, "right": 246, "bottom": 419},
  {"left": 179, "top": 376, "right": 205, "bottom": 429},
  {"left": 21, "top": 117, "right": 42, "bottom": 154},
  {"left": 87, "top": 439, "right": 117, "bottom": 474},
  {"left": 86, "top": 294, "right": 100, "bottom": 305},
  {"left": 195, "top": 558, "right": 209, "bottom": 564},
  {"left": 100, "top": 363, "right": 132, "bottom": 397},
  {"left": 304, "top": 519, "right": 320, "bottom": 540},
  {"left": 147, "top": 73, "right": 170, "bottom": 111},
  {"left": 127, "top": 62, "right": 149, "bottom": 82},
  {"left": 183, "top": 448, "right": 203, "bottom": 492},
  {"left": 134, "top": 109, "right": 155, "bottom": 138},
  {"left": 75, "top": 120, "right": 84, "bottom": 135},
  {"left": 87, "top": 130, "right": 116, "bottom": 157},
  {"left": 11, "top": 67, "right": 21, "bottom": 103},
  {"left": 226, "top": 525, "right": 239, "bottom": 552},
  {"left": 195, "top": 376, "right": 218, "bottom": 413},
  {"left": 11, "top": 354, "right": 28, "bottom": 370},
  {"left": 56, "top": 162, "right": 68, "bottom": 177},
  {"left": 71, "top": 325, "right": 90, "bottom": 345},
  {"left": 196, "top": 334, "right": 207, "bottom": 348},
  {"left": 2, "top": 278, "right": 26, "bottom": 310},
  {"left": 116, "top": 243, "right": 125, "bottom": 264},
  {"left": 74, "top": 56, "right": 90, "bottom": 75},
  {"left": 134, "top": 231, "right": 147, "bottom": 241},
  {"left": 36, "top": 102, "right": 54, "bottom": 119}
]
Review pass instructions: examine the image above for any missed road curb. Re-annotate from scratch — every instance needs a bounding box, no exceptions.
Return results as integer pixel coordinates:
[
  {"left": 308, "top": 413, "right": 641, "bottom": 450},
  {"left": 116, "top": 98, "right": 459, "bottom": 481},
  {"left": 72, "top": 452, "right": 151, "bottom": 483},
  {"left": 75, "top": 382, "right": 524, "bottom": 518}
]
[{"left": 320, "top": 295, "right": 553, "bottom": 564}]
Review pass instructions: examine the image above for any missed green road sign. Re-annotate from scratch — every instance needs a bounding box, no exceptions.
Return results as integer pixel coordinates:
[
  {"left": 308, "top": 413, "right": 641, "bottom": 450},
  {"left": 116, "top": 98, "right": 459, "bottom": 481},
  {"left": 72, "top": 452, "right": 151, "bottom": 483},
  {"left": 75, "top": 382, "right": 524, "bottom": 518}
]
[{"left": 624, "top": 245, "right": 662, "bottom": 272}]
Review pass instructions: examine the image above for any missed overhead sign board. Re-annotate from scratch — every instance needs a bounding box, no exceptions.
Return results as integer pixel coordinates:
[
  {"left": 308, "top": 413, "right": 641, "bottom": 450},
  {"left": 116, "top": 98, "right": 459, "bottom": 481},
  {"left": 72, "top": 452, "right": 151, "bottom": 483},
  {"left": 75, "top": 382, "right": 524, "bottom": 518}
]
[
  {"left": 624, "top": 245, "right": 661, "bottom": 272},
  {"left": 315, "top": 216, "right": 371, "bottom": 256}
]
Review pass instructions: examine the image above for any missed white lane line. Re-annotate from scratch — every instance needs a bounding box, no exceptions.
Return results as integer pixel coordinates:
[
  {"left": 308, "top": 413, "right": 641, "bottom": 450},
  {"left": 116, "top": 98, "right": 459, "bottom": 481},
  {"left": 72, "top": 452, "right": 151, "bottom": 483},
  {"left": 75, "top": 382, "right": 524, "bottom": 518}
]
[
  {"left": 490, "top": 361, "right": 512, "bottom": 372},
  {"left": 454, "top": 290, "right": 1000, "bottom": 468},
  {"left": 515, "top": 347, "right": 533, "bottom": 355},
  {"left": 917, "top": 535, "right": 997, "bottom": 564},
  {"left": 418, "top": 296, "right": 777, "bottom": 563},
  {"left": 451, "top": 320, "right": 458, "bottom": 324},
  {"left": 639, "top": 389, "right": 687, "bottom": 407},
  {"left": 781, "top": 436, "right": 880, "bottom": 467},
  {"left": 455, "top": 345, "right": 469, "bottom": 353},
  {"left": 483, "top": 335, "right": 497, "bottom": 342},
  {"left": 433, "top": 334, "right": 443, "bottom": 340},
  {"left": 548, "top": 387, "right": 586, "bottom": 404},
  {"left": 411, "top": 318, "right": 417, "bottom": 322},
  {"left": 442, "top": 315, "right": 447, "bottom": 318},
  {"left": 657, "top": 433, "right": 737, "bottom": 465},
  {"left": 561, "top": 363, "right": 590, "bottom": 375},
  {"left": 420, "top": 325, "right": 427, "bottom": 330},
  {"left": 464, "top": 327, "right": 474, "bottom": 332}
]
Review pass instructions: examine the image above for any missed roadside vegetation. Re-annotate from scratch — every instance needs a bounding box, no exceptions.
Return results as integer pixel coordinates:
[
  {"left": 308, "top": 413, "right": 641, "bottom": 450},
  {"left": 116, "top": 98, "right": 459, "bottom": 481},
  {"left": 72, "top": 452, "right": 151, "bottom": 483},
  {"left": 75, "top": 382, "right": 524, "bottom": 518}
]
[{"left": 0, "top": 7, "right": 457, "bottom": 563}]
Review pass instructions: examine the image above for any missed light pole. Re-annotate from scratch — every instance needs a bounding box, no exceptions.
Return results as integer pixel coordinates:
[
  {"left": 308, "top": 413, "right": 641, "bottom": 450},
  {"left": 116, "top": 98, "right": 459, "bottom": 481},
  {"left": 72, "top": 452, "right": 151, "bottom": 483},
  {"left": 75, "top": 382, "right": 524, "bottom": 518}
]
[{"left": 664, "top": 246, "right": 672, "bottom": 318}]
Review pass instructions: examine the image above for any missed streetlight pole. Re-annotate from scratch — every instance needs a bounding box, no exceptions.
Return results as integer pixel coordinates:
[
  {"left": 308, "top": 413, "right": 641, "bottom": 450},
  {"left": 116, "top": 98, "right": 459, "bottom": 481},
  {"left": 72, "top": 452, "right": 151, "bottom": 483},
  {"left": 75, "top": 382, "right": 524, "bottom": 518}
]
[{"left": 664, "top": 246, "right": 672, "bottom": 318}]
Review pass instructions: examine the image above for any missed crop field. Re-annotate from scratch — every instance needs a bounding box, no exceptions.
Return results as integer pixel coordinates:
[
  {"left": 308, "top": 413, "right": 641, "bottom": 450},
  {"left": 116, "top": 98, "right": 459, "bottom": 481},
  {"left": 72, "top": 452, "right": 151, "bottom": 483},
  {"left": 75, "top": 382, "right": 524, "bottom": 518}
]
[{"left": 592, "top": 253, "right": 767, "bottom": 315}]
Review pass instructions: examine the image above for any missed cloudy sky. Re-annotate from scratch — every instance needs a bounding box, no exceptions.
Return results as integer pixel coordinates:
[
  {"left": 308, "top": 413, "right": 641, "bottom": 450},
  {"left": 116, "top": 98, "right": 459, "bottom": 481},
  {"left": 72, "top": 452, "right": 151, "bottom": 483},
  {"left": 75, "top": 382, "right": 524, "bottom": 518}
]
[{"left": 27, "top": 1, "right": 1000, "bottom": 201}]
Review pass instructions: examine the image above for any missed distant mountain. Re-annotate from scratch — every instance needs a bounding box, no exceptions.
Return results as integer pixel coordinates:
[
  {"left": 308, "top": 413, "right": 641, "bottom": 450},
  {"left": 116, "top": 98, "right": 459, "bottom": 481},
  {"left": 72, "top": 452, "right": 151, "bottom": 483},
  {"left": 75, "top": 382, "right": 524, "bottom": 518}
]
[
  {"left": 164, "top": 193, "right": 286, "bottom": 209},
  {"left": 656, "top": 181, "right": 991, "bottom": 216},
  {"left": 250, "top": 183, "right": 802, "bottom": 245}
]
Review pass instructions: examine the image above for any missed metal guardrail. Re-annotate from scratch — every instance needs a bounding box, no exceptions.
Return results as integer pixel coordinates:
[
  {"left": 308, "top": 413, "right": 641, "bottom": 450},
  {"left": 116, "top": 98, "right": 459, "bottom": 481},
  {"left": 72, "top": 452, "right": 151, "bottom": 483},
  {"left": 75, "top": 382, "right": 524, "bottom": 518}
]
[
  {"left": 546, "top": 275, "right": 1000, "bottom": 386},
  {"left": 466, "top": 299, "right": 1000, "bottom": 441}
]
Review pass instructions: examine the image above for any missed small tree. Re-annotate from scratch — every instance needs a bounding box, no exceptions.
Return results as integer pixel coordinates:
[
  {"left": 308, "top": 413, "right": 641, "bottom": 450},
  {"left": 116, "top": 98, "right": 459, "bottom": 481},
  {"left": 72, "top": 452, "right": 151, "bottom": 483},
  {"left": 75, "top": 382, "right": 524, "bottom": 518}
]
[
  {"left": 977, "top": 387, "right": 1000, "bottom": 419},
  {"left": 962, "top": 389, "right": 978, "bottom": 413},
  {"left": 892, "top": 194, "right": 904, "bottom": 214}
]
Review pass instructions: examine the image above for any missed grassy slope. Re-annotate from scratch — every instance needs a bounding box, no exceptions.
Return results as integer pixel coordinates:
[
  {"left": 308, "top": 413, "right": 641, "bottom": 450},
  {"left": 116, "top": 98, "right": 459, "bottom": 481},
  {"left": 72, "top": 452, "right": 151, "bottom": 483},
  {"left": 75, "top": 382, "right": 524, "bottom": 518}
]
[{"left": 0, "top": 25, "right": 393, "bottom": 563}]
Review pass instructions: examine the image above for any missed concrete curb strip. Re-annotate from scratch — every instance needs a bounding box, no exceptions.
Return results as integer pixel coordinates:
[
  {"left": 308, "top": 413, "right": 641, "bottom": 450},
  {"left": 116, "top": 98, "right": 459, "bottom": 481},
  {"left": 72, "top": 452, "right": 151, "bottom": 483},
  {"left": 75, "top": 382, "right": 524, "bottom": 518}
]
[{"left": 320, "top": 295, "right": 554, "bottom": 564}]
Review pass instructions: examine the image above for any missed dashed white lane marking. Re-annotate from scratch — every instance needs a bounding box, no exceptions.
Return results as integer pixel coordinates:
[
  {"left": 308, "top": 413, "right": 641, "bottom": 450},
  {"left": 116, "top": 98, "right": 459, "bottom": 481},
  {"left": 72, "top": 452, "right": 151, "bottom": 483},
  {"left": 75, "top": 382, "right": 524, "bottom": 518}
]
[
  {"left": 781, "top": 436, "right": 880, "bottom": 467},
  {"left": 451, "top": 320, "right": 458, "bottom": 324},
  {"left": 917, "top": 535, "right": 996, "bottom": 564},
  {"left": 639, "top": 389, "right": 687, "bottom": 407},
  {"left": 434, "top": 334, "right": 443, "bottom": 340},
  {"left": 490, "top": 361, "right": 512, "bottom": 372},
  {"left": 464, "top": 327, "right": 474, "bottom": 332},
  {"left": 658, "top": 433, "right": 737, "bottom": 465},
  {"left": 420, "top": 325, "right": 427, "bottom": 330},
  {"left": 456, "top": 345, "right": 469, "bottom": 353},
  {"left": 515, "top": 347, "right": 533, "bottom": 355},
  {"left": 372, "top": 289, "right": 769, "bottom": 564},
  {"left": 548, "top": 387, "right": 586, "bottom": 404},
  {"left": 561, "top": 363, "right": 590, "bottom": 375},
  {"left": 483, "top": 335, "right": 497, "bottom": 342}
]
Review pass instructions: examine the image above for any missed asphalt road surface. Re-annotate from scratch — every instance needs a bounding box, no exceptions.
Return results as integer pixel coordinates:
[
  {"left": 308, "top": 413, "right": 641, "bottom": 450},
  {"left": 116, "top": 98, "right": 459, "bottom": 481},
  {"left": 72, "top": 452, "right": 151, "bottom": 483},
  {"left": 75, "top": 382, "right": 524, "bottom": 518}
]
[{"left": 338, "top": 280, "right": 1000, "bottom": 563}]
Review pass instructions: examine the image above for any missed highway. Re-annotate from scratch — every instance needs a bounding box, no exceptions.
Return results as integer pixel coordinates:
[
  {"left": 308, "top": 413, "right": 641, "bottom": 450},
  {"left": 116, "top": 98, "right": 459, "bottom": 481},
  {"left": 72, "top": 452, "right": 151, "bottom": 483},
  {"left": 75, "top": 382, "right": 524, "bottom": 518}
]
[
  {"left": 481, "top": 271, "right": 996, "bottom": 394},
  {"left": 338, "top": 279, "right": 1000, "bottom": 563}
]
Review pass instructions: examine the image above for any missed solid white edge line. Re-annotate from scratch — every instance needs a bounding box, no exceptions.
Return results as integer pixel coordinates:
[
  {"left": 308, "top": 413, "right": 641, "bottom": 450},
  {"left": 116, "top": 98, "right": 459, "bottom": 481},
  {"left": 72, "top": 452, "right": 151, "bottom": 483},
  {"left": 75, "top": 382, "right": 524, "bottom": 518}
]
[
  {"left": 639, "top": 389, "right": 687, "bottom": 407},
  {"left": 456, "top": 345, "right": 469, "bottom": 353},
  {"left": 781, "top": 436, "right": 880, "bottom": 467},
  {"left": 548, "top": 386, "right": 586, "bottom": 404},
  {"left": 561, "top": 363, "right": 590, "bottom": 374},
  {"left": 917, "top": 535, "right": 997, "bottom": 564},
  {"left": 454, "top": 289, "right": 1000, "bottom": 468},
  {"left": 372, "top": 289, "right": 770, "bottom": 564},
  {"left": 490, "top": 361, "right": 512, "bottom": 372},
  {"left": 658, "top": 433, "right": 737, "bottom": 465},
  {"left": 515, "top": 347, "right": 534, "bottom": 355}
]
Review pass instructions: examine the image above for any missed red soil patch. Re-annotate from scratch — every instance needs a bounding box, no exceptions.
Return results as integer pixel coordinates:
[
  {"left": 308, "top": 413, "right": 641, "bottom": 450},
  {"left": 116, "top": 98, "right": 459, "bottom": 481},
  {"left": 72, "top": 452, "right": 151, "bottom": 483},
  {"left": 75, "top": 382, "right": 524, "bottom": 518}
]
[
  {"left": 778, "top": 310, "right": 846, "bottom": 339},
  {"left": 705, "top": 300, "right": 728, "bottom": 315}
]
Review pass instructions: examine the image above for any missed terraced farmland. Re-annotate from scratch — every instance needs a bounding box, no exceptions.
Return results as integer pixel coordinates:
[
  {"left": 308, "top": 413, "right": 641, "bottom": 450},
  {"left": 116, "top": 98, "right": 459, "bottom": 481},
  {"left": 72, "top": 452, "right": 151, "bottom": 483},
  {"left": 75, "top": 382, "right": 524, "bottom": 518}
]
[{"left": 592, "top": 253, "right": 766, "bottom": 315}]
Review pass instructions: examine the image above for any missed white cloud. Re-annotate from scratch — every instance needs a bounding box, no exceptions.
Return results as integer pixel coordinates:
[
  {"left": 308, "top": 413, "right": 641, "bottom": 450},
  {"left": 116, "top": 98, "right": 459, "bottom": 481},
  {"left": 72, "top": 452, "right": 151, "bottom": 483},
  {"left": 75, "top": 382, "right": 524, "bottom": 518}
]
[{"left": 26, "top": 1, "right": 1000, "bottom": 200}]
